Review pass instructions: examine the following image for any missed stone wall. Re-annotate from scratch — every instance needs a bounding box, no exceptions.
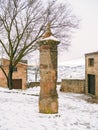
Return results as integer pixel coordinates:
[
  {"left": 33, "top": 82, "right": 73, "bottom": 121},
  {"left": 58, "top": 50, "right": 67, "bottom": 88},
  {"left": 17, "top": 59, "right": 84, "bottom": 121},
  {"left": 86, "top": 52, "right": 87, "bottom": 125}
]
[
  {"left": 60, "top": 79, "right": 85, "bottom": 93},
  {"left": 27, "top": 82, "right": 61, "bottom": 88},
  {"left": 85, "top": 52, "right": 98, "bottom": 99},
  {"left": 28, "top": 82, "right": 40, "bottom": 88}
]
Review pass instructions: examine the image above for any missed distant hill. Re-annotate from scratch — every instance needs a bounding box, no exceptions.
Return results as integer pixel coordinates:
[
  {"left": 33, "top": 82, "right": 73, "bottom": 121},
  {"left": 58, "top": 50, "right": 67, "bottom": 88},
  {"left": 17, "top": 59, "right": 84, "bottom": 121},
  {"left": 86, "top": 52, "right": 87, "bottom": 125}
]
[
  {"left": 27, "top": 57, "right": 85, "bottom": 82},
  {"left": 58, "top": 57, "right": 85, "bottom": 81}
]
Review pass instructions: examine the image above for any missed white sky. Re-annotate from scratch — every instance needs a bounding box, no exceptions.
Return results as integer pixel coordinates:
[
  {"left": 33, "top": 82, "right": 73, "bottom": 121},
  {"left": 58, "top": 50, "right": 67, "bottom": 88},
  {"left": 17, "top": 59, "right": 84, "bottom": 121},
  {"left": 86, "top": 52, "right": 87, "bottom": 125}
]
[
  {"left": 29, "top": 0, "right": 98, "bottom": 65},
  {"left": 58, "top": 0, "right": 98, "bottom": 62}
]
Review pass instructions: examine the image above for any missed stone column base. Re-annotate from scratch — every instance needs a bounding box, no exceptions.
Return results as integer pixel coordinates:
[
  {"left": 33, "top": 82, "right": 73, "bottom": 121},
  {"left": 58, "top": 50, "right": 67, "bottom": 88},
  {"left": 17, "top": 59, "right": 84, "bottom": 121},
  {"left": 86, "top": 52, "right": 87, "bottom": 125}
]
[{"left": 39, "top": 97, "right": 58, "bottom": 114}]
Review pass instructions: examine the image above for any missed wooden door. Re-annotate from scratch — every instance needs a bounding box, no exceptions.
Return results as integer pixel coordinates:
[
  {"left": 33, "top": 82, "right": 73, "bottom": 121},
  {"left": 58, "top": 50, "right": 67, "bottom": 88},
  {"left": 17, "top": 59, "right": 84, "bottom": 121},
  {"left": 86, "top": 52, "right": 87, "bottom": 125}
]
[
  {"left": 88, "top": 74, "right": 95, "bottom": 95},
  {"left": 13, "top": 79, "right": 22, "bottom": 89}
]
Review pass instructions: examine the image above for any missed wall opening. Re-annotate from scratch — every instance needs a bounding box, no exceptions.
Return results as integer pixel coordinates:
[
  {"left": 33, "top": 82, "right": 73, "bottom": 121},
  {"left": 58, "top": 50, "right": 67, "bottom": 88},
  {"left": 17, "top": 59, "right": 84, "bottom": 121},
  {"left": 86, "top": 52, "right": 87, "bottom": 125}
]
[
  {"left": 88, "top": 58, "right": 94, "bottom": 67},
  {"left": 12, "top": 79, "right": 22, "bottom": 89},
  {"left": 88, "top": 74, "right": 95, "bottom": 95}
]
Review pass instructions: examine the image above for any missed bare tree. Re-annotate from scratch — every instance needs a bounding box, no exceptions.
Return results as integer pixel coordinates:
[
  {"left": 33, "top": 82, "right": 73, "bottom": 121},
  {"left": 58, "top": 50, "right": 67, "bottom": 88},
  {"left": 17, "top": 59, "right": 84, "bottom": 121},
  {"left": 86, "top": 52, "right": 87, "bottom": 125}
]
[
  {"left": 0, "top": 0, "right": 78, "bottom": 89},
  {"left": 43, "top": 0, "right": 79, "bottom": 49}
]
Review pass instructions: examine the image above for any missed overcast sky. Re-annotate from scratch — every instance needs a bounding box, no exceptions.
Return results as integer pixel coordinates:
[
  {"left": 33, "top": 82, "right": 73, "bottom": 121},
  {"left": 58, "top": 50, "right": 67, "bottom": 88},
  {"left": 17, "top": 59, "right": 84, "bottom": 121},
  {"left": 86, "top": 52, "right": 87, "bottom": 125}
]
[
  {"left": 30, "top": 0, "right": 98, "bottom": 65},
  {"left": 58, "top": 0, "right": 98, "bottom": 62}
]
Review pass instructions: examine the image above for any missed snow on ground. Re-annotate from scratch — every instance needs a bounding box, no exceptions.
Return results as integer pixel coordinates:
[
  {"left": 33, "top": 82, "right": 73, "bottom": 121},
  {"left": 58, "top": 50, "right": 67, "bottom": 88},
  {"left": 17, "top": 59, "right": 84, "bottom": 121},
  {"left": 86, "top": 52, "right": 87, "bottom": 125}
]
[
  {"left": 0, "top": 57, "right": 98, "bottom": 130},
  {"left": 0, "top": 86, "right": 98, "bottom": 130}
]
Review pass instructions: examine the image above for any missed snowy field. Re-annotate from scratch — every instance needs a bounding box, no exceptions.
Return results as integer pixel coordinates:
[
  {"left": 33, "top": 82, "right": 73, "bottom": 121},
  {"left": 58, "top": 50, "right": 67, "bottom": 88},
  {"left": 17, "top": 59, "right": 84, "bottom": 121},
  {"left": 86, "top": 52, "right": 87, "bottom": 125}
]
[
  {"left": 0, "top": 58, "right": 98, "bottom": 130},
  {"left": 0, "top": 86, "right": 98, "bottom": 130}
]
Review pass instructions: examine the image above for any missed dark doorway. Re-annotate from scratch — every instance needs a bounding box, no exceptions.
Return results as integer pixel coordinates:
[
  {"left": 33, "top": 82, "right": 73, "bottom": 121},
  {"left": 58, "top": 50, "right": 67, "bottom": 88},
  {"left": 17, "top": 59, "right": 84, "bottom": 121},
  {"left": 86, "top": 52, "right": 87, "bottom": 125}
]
[
  {"left": 13, "top": 79, "right": 22, "bottom": 89},
  {"left": 88, "top": 74, "right": 95, "bottom": 95}
]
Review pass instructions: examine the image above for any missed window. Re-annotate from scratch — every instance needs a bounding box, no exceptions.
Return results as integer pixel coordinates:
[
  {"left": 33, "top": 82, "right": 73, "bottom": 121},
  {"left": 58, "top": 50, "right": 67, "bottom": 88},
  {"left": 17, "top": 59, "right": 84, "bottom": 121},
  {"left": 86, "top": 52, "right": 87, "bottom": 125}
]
[{"left": 88, "top": 58, "right": 94, "bottom": 66}]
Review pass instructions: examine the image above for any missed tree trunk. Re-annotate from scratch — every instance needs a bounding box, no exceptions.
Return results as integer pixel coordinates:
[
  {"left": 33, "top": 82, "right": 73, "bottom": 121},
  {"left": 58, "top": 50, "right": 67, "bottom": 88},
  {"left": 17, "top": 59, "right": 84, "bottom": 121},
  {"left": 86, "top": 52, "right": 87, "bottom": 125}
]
[{"left": 8, "top": 64, "right": 13, "bottom": 90}]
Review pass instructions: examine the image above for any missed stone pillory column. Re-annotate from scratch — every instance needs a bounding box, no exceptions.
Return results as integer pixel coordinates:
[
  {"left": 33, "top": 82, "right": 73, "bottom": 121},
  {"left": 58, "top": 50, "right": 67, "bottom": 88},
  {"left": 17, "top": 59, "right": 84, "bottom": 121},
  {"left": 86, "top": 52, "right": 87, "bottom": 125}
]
[{"left": 39, "top": 23, "right": 60, "bottom": 114}]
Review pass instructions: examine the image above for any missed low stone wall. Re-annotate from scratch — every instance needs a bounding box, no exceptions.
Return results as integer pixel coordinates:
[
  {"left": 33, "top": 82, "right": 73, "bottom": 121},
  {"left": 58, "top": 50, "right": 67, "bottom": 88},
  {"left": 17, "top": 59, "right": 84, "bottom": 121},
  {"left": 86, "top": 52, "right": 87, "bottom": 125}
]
[
  {"left": 27, "top": 82, "right": 61, "bottom": 88},
  {"left": 27, "top": 82, "right": 40, "bottom": 88},
  {"left": 60, "top": 79, "right": 85, "bottom": 93}
]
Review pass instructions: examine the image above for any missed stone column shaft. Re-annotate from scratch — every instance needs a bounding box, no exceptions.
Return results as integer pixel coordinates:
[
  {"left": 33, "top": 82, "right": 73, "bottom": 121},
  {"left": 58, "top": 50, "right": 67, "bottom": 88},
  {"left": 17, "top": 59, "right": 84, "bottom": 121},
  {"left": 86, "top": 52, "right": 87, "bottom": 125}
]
[{"left": 39, "top": 43, "right": 58, "bottom": 114}]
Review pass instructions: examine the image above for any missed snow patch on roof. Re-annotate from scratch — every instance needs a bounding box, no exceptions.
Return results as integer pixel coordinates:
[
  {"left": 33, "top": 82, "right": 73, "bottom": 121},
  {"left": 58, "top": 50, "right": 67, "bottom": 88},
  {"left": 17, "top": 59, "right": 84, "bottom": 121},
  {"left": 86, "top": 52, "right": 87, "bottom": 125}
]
[{"left": 40, "top": 35, "right": 60, "bottom": 42}]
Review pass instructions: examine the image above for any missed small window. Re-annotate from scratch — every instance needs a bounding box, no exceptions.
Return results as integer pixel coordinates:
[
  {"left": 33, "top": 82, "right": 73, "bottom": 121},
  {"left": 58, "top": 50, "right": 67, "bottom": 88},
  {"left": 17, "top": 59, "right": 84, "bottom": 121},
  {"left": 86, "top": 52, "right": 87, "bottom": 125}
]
[
  {"left": 88, "top": 58, "right": 94, "bottom": 66},
  {"left": 13, "top": 67, "right": 17, "bottom": 72}
]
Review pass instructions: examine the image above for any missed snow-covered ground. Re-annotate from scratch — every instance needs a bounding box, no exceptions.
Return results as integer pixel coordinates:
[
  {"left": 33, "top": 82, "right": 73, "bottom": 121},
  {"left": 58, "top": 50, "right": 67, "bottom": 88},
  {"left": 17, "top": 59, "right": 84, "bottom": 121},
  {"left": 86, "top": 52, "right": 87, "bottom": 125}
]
[
  {"left": 0, "top": 57, "right": 98, "bottom": 130},
  {"left": 0, "top": 86, "right": 98, "bottom": 130}
]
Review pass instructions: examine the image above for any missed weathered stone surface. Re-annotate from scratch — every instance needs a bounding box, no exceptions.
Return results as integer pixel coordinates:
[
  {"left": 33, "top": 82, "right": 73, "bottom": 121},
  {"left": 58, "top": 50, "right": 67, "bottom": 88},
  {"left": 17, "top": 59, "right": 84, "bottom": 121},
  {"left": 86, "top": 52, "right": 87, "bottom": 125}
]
[
  {"left": 39, "top": 24, "right": 60, "bottom": 113},
  {"left": 39, "top": 97, "right": 58, "bottom": 114},
  {"left": 39, "top": 45, "right": 58, "bottom": 113},
  {"left": 60, "top": 79, "right": 85, "bottom": 93},
  {"left": 85, "top": 52, "right": 98, "bottom": 99}
]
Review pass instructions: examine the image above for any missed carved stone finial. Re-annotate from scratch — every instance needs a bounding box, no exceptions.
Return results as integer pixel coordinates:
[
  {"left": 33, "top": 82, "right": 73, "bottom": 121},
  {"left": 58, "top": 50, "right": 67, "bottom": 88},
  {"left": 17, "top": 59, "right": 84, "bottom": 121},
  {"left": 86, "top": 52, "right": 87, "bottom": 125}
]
[{"left": 42, "top": 23, "right": 52, "bottom": 38}]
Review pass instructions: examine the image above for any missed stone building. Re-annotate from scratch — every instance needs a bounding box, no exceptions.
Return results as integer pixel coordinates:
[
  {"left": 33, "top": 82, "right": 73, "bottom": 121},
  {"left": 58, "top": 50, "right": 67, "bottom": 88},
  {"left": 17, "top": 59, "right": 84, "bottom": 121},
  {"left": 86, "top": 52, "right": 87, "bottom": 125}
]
[
  {"left": 0, "top": 58, "right": 27, "bottom": 89},
  {"left": 85, "top": 51, "right": 98, "bottom": 99}
]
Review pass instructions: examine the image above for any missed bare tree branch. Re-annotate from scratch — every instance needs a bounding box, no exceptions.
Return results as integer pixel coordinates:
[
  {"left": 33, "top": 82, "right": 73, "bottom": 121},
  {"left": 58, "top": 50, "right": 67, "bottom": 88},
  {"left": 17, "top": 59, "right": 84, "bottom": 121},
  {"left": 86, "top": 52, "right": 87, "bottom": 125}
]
[{"left": 0, "top": 0, "right": 79, "bottom": 89}]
